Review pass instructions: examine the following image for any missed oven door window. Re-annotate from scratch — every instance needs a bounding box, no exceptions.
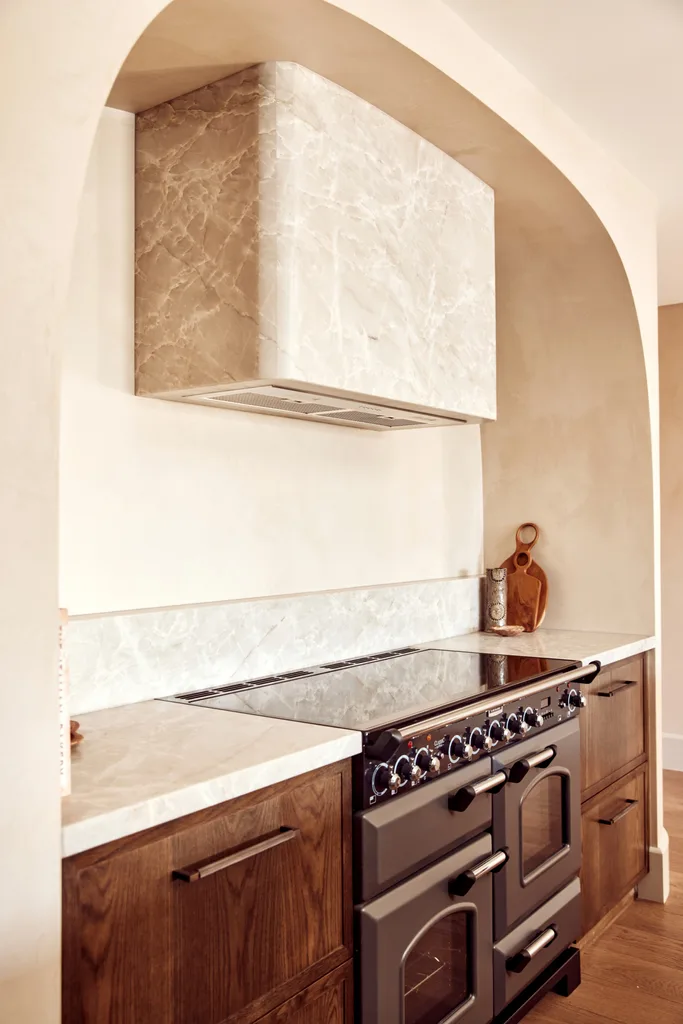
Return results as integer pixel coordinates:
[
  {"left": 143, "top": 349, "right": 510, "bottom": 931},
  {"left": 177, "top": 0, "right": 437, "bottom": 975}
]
[
  {"left": 403, "top": 908, "right": 473, "bottom": 1024},
  {"left": 520, "top": 772, "right": 568, "bottom": 880}
]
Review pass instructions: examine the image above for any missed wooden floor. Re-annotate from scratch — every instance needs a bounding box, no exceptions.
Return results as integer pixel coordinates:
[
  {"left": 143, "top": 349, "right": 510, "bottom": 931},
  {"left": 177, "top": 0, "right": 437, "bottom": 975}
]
[{"left": 526, "top": 770, "right": 683, "bottom": 1023}]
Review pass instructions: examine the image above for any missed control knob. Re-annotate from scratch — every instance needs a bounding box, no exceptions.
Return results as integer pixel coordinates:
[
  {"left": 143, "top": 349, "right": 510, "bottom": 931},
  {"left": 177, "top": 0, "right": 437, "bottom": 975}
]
[
  {"left": 449, "top": 736, "right": 474, "bottom": 762},
  {"left": 397, "top": 758, "right": 421, "bottom": 783},
  {"left": 560, "top": 688, "right": 587, "bottom": 710},
  {"left": 524, "top": 708, "right": 544, "bottom": 729},
  {"left": 416, "top": 749, "right": 441, "bottom": 778},
  {"left": 374, "top": 764, "right": 401, "bottom": 794},
  {"left": 488, "top": 720, "right": 512, "bottom": 744},
  {"left": 508, "top": 714, "right": 530, "bottom": 736},
  {"left": 471, "top": 728, "right": 494, "bottom": 752}
]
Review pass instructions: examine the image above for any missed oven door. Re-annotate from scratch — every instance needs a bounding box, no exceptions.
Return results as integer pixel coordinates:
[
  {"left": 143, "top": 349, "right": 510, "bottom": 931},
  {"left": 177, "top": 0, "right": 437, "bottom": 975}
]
[
  {"left": 492, "top": 717, "right": 580, "bottom": 939},
  {"left": 358, "top": 834, "right": 502, "bottom": 1024}
]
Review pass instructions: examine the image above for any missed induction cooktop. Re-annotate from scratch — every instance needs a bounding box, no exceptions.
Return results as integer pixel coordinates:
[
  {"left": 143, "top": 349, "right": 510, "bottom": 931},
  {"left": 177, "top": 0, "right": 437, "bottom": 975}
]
[{"left": 164, "top": 646, "right": 579, "bottom": 734}]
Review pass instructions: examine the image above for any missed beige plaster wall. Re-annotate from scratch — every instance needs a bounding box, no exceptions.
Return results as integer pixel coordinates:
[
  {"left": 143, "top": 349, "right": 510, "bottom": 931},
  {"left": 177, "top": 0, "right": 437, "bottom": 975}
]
[
  {"left": 0, "top": 0, "right": 661, "bottom": 1016},
  {"left": 660, "top": 303, "right": 683, "bottom": 765}
]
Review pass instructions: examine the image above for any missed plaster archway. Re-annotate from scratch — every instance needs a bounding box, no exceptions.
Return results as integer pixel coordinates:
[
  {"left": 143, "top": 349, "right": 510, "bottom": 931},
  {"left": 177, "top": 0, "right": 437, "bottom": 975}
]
[{"left": 0, "top": 0, "right": 660, "bottom": 1018}]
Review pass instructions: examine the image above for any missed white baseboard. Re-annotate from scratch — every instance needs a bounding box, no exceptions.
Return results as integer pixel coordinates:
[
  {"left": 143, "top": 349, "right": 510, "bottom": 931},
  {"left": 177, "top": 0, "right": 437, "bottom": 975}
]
[
  {"left": 638, "top": 832, "right": 670, "bottom": 904},
  {"left": 663, "top": 733, "right": 683, "bottom": 771}
]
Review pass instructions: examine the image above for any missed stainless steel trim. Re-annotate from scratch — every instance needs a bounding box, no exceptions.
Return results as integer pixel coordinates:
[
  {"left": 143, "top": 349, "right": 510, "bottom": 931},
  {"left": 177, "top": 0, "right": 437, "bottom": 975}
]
[
  {"left": 470, "top": 848, "right": 508, "bottom": 880},
  {"left": 521, "top": 927, "right": 557, "bottom": 960},
  {"left": 397, "top": 664, "right": 597, "bottom": 739}
]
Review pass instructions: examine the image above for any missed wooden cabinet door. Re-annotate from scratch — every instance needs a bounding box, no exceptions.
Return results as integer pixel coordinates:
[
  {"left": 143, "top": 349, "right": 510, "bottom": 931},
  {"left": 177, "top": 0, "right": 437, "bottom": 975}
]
[
  {"left": 63, "top": 761, "right": 352, "bottom": 1024},
  {"left": 581, "top": 655, "right": 645, "bottom": 800},
  {"left": 581, "top": 764, "right": 647, "bottom": 935},
  {"left": 256, "top": 963, "right": 353, "bottom": 1024}
]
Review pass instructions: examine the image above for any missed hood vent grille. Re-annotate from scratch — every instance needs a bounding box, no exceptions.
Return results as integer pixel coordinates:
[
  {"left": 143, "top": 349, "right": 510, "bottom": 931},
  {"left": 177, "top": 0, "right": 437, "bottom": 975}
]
[{"left": 187, "top": 385, "right": 462, "bottom": 430}]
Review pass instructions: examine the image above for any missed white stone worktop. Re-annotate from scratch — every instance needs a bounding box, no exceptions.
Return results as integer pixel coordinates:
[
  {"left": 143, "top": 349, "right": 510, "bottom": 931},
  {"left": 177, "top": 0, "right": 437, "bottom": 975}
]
[
  {"left": 425, "top": 628, "right": 655, "bottom": 668},
  {"left": 62, "top": 700, "right": 361, "bottom": 858}
]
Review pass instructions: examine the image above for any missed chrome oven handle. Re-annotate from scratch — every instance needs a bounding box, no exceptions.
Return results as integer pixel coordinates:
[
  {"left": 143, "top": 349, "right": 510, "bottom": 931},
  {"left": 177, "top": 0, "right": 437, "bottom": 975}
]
[
  {"left": 509, "top": 746, "right": 556, "bottom": 784},
  {"left": 506, "top": 927, "right": 557, "bottom": 974},
  {"left": 396, "top": 663, "right": 598, "bottom": 740},
  {"left": 448, "top": 770, "right": 507, "bottom": 812},
  {"left": 448, "top": 848, "right": 508, "bottom": 898}
]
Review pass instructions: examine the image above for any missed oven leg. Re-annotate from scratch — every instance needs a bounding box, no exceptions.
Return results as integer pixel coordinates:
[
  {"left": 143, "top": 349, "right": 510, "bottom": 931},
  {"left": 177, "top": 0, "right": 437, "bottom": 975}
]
[
  {"left": 492, "top": 947, "right": 581, "bottom": 1024},
  {"left": 552, "top": 945, "right": 581, "bottom": 997}
]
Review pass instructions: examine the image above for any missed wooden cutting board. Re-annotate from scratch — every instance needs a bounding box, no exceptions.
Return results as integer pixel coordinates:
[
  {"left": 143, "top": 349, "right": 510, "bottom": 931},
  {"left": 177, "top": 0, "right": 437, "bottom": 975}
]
[{"left": 501, "top": 523, "right": 548, "bottom": 631}]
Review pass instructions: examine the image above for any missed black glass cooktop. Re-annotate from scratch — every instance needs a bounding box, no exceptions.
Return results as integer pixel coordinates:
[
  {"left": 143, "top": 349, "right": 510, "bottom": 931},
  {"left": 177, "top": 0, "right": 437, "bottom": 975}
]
[{"left": 167, "top": 647, "right": 578, "bottom": 733}]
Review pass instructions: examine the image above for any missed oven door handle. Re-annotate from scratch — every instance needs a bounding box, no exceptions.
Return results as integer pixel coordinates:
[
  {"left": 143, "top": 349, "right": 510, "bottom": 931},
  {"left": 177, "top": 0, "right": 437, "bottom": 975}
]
[
  {"left": 448, "top": 848, "right": 508, "bottom": 897},
  {"left": 509, "top": 745, "right": 556, "bottom": 784},
  {"left": 448, "top": 770, "right": 508, "bottom": 812},
  {"left": 506, "top": 927, "right": 557, "bottom": 974}
]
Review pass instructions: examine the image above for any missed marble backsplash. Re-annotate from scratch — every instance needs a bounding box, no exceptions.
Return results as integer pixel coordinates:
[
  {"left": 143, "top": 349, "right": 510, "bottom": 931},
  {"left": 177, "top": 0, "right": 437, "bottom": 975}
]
[{"left": 68, "top": 576, "right": 482, "bottom": 714}]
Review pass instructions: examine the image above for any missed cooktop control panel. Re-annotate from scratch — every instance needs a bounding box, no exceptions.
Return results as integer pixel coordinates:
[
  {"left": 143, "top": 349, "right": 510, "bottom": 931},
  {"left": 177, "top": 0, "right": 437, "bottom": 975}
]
[{"left": 358, "top": 680, "right": 587, "bottom": 808}]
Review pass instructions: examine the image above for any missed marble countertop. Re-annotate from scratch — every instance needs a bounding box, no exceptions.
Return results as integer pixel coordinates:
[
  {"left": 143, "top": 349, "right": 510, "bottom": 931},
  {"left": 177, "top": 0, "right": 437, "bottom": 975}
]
[
  {"left": 62, "top": 626, "right": 654, "bottom": 858},
  {"left": 62, "top": 701, "right": 360, "bottom": 858},
  {"left": 425, "top": 628, "right": 655, "bottom": 668}
]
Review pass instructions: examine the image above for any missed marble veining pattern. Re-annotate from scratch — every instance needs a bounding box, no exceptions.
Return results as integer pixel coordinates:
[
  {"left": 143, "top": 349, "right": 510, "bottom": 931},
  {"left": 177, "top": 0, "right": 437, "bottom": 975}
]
[
  {"left": 135, "top": 63, "right": 496, "bottom": 420},
  {"left": 426, "top": 628, "right": 656, "bottom": 668},
  {"left": 68, "top": 576, "right": 482, "bottom": 714},
  {"left": 62, "top": 700, "right": 360, "bottom": 857}
]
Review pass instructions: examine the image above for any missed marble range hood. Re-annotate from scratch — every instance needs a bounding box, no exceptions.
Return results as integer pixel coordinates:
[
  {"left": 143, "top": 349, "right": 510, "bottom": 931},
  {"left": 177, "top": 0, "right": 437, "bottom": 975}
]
[{"left": 135, "top": 63, "right": 496, "bottom": 430}]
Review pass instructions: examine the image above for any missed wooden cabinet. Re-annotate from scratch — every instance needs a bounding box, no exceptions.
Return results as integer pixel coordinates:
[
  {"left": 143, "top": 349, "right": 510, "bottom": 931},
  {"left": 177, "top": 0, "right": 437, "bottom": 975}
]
[
  {"left": 63, "top": 761, "right": 353, "bottom": 1024},
  {"left": 581, "top": 764, "right": 647, "bottom": 934},
  {"left": 579, "top": 654, "right": 649, "bottom": 936},
  {"left": 581, "top": 655, "right": 646, "bottom": 800},
  {"left": 257, "top": 962, "right": 353, "bottom": 1024}
]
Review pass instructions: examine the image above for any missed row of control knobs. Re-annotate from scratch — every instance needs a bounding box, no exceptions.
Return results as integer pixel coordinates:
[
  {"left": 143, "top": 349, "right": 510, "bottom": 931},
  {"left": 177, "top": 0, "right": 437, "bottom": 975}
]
[{"left": 372, "top": 689, "right": 587, "bottom": 796}]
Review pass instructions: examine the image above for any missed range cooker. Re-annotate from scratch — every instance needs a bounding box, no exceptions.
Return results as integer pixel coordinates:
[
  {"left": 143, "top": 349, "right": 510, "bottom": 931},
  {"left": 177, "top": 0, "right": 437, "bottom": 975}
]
[{"left": 167, "top": 646, "right": 600, "bottom": 1024}]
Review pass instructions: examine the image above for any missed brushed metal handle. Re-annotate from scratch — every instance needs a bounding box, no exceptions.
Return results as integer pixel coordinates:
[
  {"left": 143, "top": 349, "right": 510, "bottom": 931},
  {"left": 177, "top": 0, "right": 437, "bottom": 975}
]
[
  {"left": 448, "top": 848, "right": 508, "bottom": 897},
  {"left": 449, "top": 770, "right": 507, "bottom": 812},
  {"left": 172, "top": 827, "right": 299, "bottom": 883},
  {"left": 506, "top": 927, "right": 557, "bottom": 973},
  {"left": 509, "top": 746, "right": 556, "bottom": 784},
  {"left": 598, "top": 799, "right": 638, "bottom": 826},
  {"left": 596, "top": 680, "right": 637, "bottom": 698},
  {"left": 397, "top": 663, "right": 598, "bottom": 740}
]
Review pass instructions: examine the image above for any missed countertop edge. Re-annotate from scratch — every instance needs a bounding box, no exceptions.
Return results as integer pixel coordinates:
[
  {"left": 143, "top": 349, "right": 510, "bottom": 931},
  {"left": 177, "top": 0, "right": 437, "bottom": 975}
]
[
  {"left": 577, "top": 636, "right": 656, "bottom": 667},
  {"left": 62, "top": 729, "right": 361, "bottom": 859}
]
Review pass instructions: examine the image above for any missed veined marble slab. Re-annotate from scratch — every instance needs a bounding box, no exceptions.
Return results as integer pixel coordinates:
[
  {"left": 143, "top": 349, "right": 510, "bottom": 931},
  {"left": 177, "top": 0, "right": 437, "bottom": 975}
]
[
  {"left": 425, "top": 628, "right": 655, "bottom": 668},
  {"left": 62, "top": 700, "right": 360, "bottom": 857},
  {"left": 68, "top": 576, "right": 481, "bottom": 714}
]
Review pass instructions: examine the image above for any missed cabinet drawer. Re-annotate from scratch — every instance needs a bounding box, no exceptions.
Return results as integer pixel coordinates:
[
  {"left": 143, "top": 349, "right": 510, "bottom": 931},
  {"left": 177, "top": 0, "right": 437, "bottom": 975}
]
[
  {"left": 63, "top": 762, "right": 352, "bottom": 1024},
  {"left": 581, "top": 655, "right": 645, "bottom": 797},
  {"left": 581, "top": 765, "right": 647, "bottom": 934},
  {"left": 255, "top": 963, "right": 353, "bottom": 1024}
]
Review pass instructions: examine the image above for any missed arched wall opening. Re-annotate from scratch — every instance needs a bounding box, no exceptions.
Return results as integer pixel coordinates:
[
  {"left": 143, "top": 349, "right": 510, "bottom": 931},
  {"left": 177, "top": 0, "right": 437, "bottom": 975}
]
[{"left": 0, "top": 0, "right": 659, "bottom": 1018}]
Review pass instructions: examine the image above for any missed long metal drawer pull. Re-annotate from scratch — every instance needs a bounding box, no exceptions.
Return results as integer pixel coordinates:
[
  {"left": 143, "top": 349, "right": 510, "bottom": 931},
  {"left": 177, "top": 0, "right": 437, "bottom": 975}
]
[
  {"left": 598, "top": 799, "right": 638, "bottom": 826},
  {"left": 448, "top": 848, "right": 508, "bottom": 898},
  {"left": 172, "top": 827, "right": 299, "bottom": 883},
  {"left": 596, "top": 679, "right": 637, "bottom": 698},
  {"left": 448, "top": 770, "right": 507, "bottom": 812},
  {"left": 506, "top": 927, "right": 557, "bottom": 974},
  {"left": 397, "top": 663, "right": 598, "bottom": 740},
  {"left": 509, "top": 746, "right": 556, "bottom": 784}
]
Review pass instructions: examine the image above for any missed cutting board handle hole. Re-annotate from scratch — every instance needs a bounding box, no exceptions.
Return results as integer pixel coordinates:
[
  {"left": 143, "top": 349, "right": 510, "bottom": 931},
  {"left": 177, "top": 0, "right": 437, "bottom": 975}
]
[
  {"left": 517, "top": 523, "right": 539, "bottom": 547},
  {"left": 515, "top": 551, "right": 530, "bottom": 568}
]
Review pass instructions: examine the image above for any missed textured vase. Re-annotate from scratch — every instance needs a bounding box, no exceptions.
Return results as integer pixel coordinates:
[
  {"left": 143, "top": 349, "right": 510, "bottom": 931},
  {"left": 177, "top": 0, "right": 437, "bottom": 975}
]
[{"left": 485, "top": 567, "right": 508, "bottom": 630}]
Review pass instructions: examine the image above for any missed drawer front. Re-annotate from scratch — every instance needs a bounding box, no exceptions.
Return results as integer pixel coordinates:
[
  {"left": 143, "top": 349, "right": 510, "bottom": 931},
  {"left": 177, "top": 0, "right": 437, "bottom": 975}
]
[
  {"left": 255, "top": 963, "right": 353, "bottom": 1024},
  {"left": 493, "top": 877, "right": 580, "bottom": 1015},
  {"left": 581, "top": 765, "right": 647, "bottom": 934},
  {"left": 172, "top": 769, "right": 348, "bottom": 1022},
  {"left": 356, "top": 758, "right": 495, "bottom": 901},
  {"left": 581, "top": 656, "right": 645, "bottom": 796},
  {"left": 63, "top": 763, "right": 351, "bottom": 1024}
]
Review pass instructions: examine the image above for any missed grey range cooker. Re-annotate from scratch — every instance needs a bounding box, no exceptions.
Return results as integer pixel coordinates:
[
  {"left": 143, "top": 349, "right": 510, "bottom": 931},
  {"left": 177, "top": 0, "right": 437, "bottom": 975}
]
[{"left": 167, "top": 646, "right": 600, "bottom": 1024}]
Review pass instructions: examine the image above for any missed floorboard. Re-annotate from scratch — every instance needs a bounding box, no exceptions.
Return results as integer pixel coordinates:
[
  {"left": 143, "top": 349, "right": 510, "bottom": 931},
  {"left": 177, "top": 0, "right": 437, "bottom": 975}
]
[{"left": 525, "top": 770, "right": 683, "bottom": 1023}]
